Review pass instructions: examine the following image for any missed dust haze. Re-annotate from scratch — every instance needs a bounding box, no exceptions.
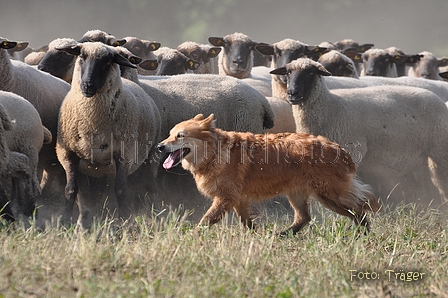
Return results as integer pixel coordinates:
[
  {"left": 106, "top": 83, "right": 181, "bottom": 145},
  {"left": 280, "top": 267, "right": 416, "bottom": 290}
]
[{"left": 1, "top": 0, "right": 448, "bottom": 56}]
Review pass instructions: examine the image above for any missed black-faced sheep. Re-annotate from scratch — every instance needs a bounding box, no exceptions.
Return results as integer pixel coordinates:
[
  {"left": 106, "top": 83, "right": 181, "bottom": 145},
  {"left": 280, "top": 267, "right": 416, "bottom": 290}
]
[
  {"left": 38, "top": 38, "right": 78, "bottom": 83},
  {"left": 122, "top": 36, "right": 161, "bottom": 75},
  {"left": 384, "top": 47, "right": 422, "bottom": 77},
  {"left": 408, "top": 51, "right": 448, "bottom": 80},
  {"left": 318, "top": 50, "right": 359, "bottom": 78},
  {"left": 0, "top": 37, "right": 71, "bottom": 204},
  {"left": 154, "top": 47, "right": 199, "bottom": 76},
  {"left": 271, "top": 58, "right": 448, "bottom": 207},
  {"left": 361, "top": 48, "right": 403, "bottom": 77},
  {"left": 254, "top": 38, "right": 326, "bottom": 100},
  {"left": 0, "top": 91, "right": 52, "bottom": 221},
  {"left": 208, "top": 32, "right": 271, "bottom": 79},
  {"left": 78, "top": 29, "right": 126, "bottom": 46},
  {"left": 333, "top": 39, "right": 374, "bottom": 75},
  {"left": 56, "top": 42, "right": 161, "bottom": 228},
  {"left": 177, "top": 41, "right": 221, "bottom": 74}
]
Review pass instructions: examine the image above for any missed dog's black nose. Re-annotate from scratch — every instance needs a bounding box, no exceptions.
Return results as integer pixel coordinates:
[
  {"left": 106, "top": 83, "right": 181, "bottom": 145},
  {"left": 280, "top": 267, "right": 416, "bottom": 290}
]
[{"left": 157, "top": 144, "right": 165, "bottom": 152}]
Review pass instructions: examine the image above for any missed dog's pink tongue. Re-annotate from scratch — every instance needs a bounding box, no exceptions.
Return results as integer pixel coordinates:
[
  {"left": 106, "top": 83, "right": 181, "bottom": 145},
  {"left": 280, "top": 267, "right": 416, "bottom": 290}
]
[{"left": 163, "top": 151, "right": 180, "bottom": 170}]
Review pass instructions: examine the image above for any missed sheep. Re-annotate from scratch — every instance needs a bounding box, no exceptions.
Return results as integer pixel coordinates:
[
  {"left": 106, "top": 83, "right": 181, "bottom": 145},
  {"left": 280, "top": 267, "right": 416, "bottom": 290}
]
[
  {"left": 7, "top": 41, "right": 30, "bottom": 61},
  {"left": 358, "top": 76, "right": 448, "bottom": 102},
  {"left": 208, "top": 32, "right": 272, "bottom": 79},
  {"left": 0, "top": 91, "right": 52, "bottom": 221},
  {"left": 0, "top": 37, "right": 71, "bottom": 202},
  {"left": 153, "top": 47, "right": 199, "bottom": 76},
  {"left": 408, "top": 51, "right": 448, "bottom": 80},
  {"left": 38, "top": 38, "right": 78, "bottom": 83},
  {"left": 24, "top": 51, "right": 46, "bottom": 66},
  {"left": 360, "top": 48, "right": 404, "bottom": 77},
  {"left": 253, "top": 38, "right": 327, "bottom": 100},
  {"left": 55, "top": 42, "right": 161, "bottom": 228},
  {"left": 78, "top": 29, "right": 126, "bottom": 46},
  {"left": 140, "top": 74, "right": 274, "bottom": 138},
  {"left": 264, "top": 97, "right": 296, "bottom": 133},
  {"left": 177, "top": 41, "right": 221, "bottom": 74},
  {"left": 384, "top": 47, "right": 422, "bottom": 77},
  {"left": 122, "top": 36, "right": 161, "bottom": 75},
  {"left": 334, "top": 39, "right": 374, "bottom": 75},
  {"left": 318, "top": 50, "right": 359, "bottom": 78},
  {"left": 270, "top": 58, "right": 448, "bottom": 207}
]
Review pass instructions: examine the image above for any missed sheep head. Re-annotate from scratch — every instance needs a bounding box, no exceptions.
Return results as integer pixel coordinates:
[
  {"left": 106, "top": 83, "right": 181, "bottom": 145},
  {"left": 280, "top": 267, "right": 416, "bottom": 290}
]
[
  {"left": 57, "top": 42, "right": 136, "bottom": 97},
  {"left": 209, "top": 32, "right": 267, "bottom": 78},
  {"left": 270, "top": 58, "right": 331, "bottom": 105},
  {"left": 362, "top": 49, "right": 403, "bottom": 77}
]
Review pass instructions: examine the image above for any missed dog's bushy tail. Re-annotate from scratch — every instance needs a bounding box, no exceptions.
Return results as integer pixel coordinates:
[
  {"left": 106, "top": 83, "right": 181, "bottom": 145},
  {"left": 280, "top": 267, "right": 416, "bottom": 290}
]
[{"left": 345, "top": 176, "right": 381, "bottom": 213}]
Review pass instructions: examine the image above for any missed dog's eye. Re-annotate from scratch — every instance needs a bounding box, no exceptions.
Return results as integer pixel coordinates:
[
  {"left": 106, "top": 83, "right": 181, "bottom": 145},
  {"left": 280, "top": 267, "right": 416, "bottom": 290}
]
[{"left": 177, "top": 132, "right": 185, "bottom": 139}]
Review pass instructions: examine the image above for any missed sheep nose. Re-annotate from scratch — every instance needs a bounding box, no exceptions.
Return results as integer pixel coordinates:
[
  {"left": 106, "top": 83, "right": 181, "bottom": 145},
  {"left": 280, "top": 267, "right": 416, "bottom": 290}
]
[
  {"left": 232, "top": 59, "right": 243, "bottom": 66},
  {"left": 157, "top": 144, "right": 165, "bottom": 152}
]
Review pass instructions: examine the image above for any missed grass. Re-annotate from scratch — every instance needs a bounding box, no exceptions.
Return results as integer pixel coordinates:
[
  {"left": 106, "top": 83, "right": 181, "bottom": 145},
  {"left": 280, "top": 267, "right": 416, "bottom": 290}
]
[{"left": 0, "top": 202, "right": 446, "bottom": 298}]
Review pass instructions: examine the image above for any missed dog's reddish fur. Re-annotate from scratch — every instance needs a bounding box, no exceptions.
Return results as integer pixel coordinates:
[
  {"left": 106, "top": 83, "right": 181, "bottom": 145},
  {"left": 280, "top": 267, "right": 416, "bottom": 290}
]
[{"left": 159, "top": 114, "right": 380, "bottom": 234}]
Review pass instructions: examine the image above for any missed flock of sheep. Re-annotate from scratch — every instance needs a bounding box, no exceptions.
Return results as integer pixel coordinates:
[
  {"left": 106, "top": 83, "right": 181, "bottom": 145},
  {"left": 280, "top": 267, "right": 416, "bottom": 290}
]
[{"left": 1, "top": 29, "right": 448, "bottom": 228}]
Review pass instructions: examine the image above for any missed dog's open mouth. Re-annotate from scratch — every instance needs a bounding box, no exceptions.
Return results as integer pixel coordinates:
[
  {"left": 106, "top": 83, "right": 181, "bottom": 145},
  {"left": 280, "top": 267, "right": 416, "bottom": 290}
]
[{"left": 163, "top": 148, "right": 191, "bottom": 170}]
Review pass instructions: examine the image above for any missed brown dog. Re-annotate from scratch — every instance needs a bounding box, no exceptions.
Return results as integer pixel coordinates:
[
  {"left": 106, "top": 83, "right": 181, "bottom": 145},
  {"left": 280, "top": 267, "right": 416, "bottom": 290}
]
[{"left": 157, "top": 114, "right": 380, "bottom": 235}]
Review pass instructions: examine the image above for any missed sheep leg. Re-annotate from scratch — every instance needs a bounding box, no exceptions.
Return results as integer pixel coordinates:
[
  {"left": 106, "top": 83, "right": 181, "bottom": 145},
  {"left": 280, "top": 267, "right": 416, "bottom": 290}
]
[
  {"left": 0, "top": 186, "right": 14, "bottom": 221},
  {"left": 59, "top": 149, "right": 80, "bottom": 222},
  {"left": 115, "top": 159, "right": 130, "bottom": 219}
]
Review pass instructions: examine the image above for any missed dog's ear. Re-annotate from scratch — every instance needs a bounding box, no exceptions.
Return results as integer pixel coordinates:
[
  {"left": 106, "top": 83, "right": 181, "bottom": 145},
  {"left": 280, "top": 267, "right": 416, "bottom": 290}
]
[
  {"left": 193, "top": 114, "right": 204, "bottom": 121},
  {"left": 201, "top": 113, "right": 215, "bottom": 129}
]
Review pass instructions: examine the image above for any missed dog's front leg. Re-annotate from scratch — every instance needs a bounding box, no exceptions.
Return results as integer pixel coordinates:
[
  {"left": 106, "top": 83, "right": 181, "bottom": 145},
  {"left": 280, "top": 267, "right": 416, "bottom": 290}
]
[
  {"left": 197, "top": 197, "right": 234, "bottom": 228},
  {"left": 233, "top": 202, "right": 255, "bottom": 230}
]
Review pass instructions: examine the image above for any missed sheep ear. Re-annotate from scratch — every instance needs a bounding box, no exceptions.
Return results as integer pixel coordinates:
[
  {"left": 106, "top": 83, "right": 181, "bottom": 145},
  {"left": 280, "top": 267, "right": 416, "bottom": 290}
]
[
  {"left": 358, "top": 43, "right": 374, "bottom": 53},
  {"left": 148, "top": 42, "right": 161, "bottom": 51},
  {"left": 139, "top": 59, "right": 158, "bottom": 71},
  {"left": 127, "top": 55, "right": 142, "bottom": 65},
  {"left": 208, "top": 37, "right": 225, "bottom": 47},
  {"left": 270, "top": 66, "right": 288, "bottom": 75},
  {"left": 38, "top": 45, "right": 49, "bottom": 52},
  {"left": 318, "top": 65, "right": 332, "bottom": 76},
  {"left": 438, "top": 57, "right": 448, "bottom": 67},
  {"left": 439, "top": 71, "right": 448, "bottom": 80},
  {"left": 405, "top": 54, "right": 422, "bottom": 64},
  {"left": 113, "top": 53, "right": 137, "bottom": 68},
  {"left": 206, "top": 47, "right": 221, "bottom": 58},
  {"left": 112, "top": 39, "right": 127, "bottom": 47},
  {"left": 305, "top": 46, "right": 328, "bottom": 61},
  {"left": 345, "top": 51, "right": 363, "bottom": 63},
  {"left": 56, "top": 44, "right": 82, "bottom": 56},
  {"left": 391, "top": 54, "right": 405, "bottom": 64},
  {"left": 254, "top": 44, "right": 274, "bottom": 56},
  {"left": 186, "top": 59, "right": 200, "bottom": 70},
  {"left": 0, "top": 40, "right": 18, "bottom": 50},
  {"left": 193, "top": 114, "right": 204, "bottom": 121},
  {"left": 15, "top": 42, "right": 29, "bottom": 51}
]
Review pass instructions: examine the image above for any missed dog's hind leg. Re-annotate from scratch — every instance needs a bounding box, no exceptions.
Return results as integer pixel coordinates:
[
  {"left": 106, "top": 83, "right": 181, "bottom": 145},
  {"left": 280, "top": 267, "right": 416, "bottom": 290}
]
[
  {"left": 198, "top": 197, "right": 234, "bottom": 227},
  {"left": 347, "top": 211, "right": 371, "bottom": 235},
  {"left": 281, "top": 193, "right": 311, "bottom": 236}
]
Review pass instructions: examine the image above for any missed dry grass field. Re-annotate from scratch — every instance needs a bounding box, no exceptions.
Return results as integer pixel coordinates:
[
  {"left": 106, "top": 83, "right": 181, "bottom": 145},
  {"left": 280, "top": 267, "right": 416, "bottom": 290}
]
[{"left": 0, "top": 200, "right": 446, "bottom": 297}]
